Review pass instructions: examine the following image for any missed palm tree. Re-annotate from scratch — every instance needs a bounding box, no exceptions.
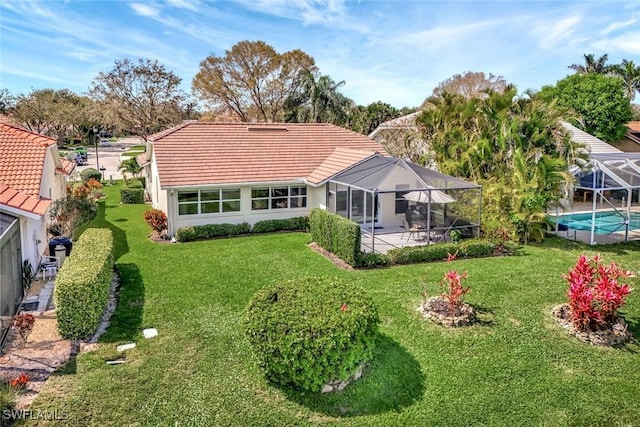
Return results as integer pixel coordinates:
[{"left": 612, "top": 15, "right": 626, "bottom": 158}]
[
  {"left": 118, "top": 157, "right": 142, "bottom": 182},
  {"left": 289, "top": 73, "right": 353, "bottom": 126},
  {"left": 569, "top": 53, "right": 611, "bottom": 74},
  {"left": 610, "top": 59, "right": 640, "bottom": 100}
]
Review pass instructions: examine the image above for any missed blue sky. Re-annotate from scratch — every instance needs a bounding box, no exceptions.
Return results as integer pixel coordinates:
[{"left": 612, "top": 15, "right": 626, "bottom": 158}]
[{"left": 1, "top": 0, "right": 639, "bottom": 108}]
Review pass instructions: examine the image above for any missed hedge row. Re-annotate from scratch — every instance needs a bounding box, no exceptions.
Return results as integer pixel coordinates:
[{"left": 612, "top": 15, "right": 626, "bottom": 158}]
[
  {"left": 175, "top": 217, "right": 309, "bottom": 242},
  {"left": 385, "top": 238, "right": 497, "bottom": 265},
  {"left": 54, "top": 228, "right": 114, "bottom": 339},
  {"left": 309, "top": 209, "right": 361, "bottom": 266},
  {"left": 120, "top": 182, "right": 144, "bottom": 204}
]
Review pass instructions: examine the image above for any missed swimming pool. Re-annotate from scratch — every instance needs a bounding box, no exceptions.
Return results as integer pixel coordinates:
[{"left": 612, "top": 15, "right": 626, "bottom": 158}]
[{"left": 554, "top": 211, "right": 640, "bottom": 234}]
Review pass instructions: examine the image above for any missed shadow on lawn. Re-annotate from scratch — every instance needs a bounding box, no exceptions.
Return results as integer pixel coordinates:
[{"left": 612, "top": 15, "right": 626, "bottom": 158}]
[
  {"left": 281, "top": 334, "right": 425, "bottom": 417},
  {"left": 98, "top": 263, "right": 145, "bottom": 344}
]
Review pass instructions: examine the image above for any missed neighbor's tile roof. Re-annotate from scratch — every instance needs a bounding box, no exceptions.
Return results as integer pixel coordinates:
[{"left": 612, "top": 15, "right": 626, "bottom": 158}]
[
  {"left": 150, "top": 122, "right": 386, "bottom": 187},
  {"left": 628, "top": 121, "right": 640, "bottom": 133},
  {"left": 0, "top": 184, "right": 50, "bottom": 216},
  {"left": 0, "top": 122, "right": 57, "bottom": 195}
]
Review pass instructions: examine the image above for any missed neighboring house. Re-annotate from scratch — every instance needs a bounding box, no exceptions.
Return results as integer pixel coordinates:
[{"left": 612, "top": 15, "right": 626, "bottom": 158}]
[
  {"left": 615, "top": 121, "right": 640, "bottom": 152},
  {"left": 143, "top": 121, "right": 387, "bottom": 236},
  {"left": 0, "top": 123, "right": 74, "bottom": 338}
]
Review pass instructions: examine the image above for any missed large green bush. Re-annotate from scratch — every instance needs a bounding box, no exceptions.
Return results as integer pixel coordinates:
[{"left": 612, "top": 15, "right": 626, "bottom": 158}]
[
  {"left": 54, "top": 228, "right": 114, "bottom": 339},
  {"left": 309, "top": 209, "right": 360, "bottom": 266},
  {"left": 245, "top": 277, "right": 379, "bottom": 392},
  {"left": 176, "top": 222, "right": 251, "bottom": 242},
  {"left": 252, "top": 216, "right": 309, "bottom": 233}
]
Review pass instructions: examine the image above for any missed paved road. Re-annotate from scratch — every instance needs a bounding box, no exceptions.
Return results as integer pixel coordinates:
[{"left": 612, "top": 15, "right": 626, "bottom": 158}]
[{"left": 74, "top": 137, "right": 144, "bottom": 182}]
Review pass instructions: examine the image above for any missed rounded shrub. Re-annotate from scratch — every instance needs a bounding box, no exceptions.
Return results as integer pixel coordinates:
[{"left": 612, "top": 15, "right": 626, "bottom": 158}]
[
  {"left": 244, "top": 277, "right": 380, "bottom": 392},
  {"left": 126, "top": 179, "right": 144, "bottom": 189},
  {"left": 80, "top": 168, "right": 102, "bottom": 183}
]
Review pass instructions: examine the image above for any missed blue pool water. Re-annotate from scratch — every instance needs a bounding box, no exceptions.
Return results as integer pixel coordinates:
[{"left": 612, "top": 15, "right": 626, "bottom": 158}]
[{"left": 554, "top": 211, "right": 640, "bottom": 234}]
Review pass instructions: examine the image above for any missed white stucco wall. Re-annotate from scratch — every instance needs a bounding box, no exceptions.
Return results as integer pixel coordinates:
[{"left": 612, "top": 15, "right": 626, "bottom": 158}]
[{"left": 163, "top": 183, "right": 327, "bottom": 236}]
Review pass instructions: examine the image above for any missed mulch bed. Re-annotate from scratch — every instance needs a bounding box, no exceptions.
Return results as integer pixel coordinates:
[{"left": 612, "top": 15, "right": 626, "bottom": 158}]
[
  {"left": 307, "top": 242, "right": 354, "bottom": 270},
  {"left": 552, "top": 303, "right": 632, "bottom": 346},
  {"left": 418, "top": 296, "right": 477, "bottom": 327}
]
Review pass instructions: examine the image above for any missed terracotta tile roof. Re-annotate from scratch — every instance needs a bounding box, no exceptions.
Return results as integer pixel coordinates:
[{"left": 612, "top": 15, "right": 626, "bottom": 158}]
[
  {"left": 150, "top": 122, "right": 387, "bottom": 188},
  {"left": 0, "top": 122, "right": 57, "bottom": 195},
  {"left": 307, "top": 147, "right": 380, "bottom": 185},
  {"left": 628, "top": 121, "right": 640, "bottom": 132},
  {"left": 0, "top": 184, "right": 50, "bottom": 216}
]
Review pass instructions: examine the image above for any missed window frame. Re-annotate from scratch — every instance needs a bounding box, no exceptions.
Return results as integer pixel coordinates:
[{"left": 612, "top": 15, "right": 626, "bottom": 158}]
[
  {"left": 251, "top": 185, "right": 308, "bottom": 211},
  {"left": 177, "top": 188, "right": 241, "bottom": 216}
]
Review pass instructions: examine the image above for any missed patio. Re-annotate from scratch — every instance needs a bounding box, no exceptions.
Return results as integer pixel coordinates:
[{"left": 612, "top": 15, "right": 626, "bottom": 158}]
[{"left": 325, "top": 155, "right": 482, "bottom": 254}]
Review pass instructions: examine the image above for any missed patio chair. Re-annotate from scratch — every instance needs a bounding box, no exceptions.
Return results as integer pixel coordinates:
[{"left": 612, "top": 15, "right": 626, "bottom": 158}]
[
  {"left": 401, "top": 219, "right": 423, "bottom": 241},
  {"left": 39, "top": 256, "right": 59, "bottom": 280}
]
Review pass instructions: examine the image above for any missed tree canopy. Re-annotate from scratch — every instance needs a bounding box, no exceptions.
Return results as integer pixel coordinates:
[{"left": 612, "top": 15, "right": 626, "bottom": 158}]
[
  {"left": 568, "top": 53, "right": 612, "bottom": 75},
  {"left": 284, "top": 72, "right": 353, "bottom": 126},
  {"left": 90, "top": 58, "right": 188, "bottom": 141},
  {"left": 538, "top": 73, "right": 632, "bottom": 142},
  {"left": 192, "top": 40, "right": 317, "bottom": 122},
  {"left": 417, "top": 86, "right": 584, "bottom": 242},
  {"left": 425, "top": 71, "right": 508, "bottom": 105}
]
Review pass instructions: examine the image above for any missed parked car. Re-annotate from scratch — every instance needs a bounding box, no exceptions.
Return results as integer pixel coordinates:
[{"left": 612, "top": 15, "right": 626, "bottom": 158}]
[
  {"left": 74, "top": 146, "right": 88, "bottom": 160},
  {"left": 99, "top": 139, "right": 111, "bottom": 147},
  {"left": 66, "top": 151, "right": 84, "bottom": 166}
]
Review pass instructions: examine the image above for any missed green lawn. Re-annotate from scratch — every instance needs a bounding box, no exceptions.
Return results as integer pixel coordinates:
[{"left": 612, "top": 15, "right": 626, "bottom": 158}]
[{"left": 28, "top": 185, "right": 640, "bottom": 426}]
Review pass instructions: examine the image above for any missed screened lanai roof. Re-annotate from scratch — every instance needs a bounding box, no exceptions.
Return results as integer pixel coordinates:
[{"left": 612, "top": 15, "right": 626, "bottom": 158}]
[
  {"left": 574, "top": 153, "right": 640, "bottom": 190},
  {"left": 328, "top": 154, "right": 480, "bottom": 193}
]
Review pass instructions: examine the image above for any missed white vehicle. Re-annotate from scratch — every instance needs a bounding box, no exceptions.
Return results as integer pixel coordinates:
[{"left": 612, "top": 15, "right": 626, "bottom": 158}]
[{"left": 99, "top": 138, "right": 111, "bottom": 147}]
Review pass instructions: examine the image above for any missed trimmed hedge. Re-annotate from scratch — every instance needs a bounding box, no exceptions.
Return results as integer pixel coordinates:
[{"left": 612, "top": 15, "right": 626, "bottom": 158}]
[
  {"left": 251, "top": 217, "right": 309, "bottom": 233},
  {"left": 81, "top": 168, "right": 102, "bottom": 183},
  {"left": 176, "top": 222, "right": 251, "bottom": 242},
  {"left": 244, "top": 276, "right": 379, "bottom": 392},
  {"left": 386, "top": 238, "right": 497, "bottom": 265},
  {"left": 309, "top": 209, "right": 361, "bottom": 266},
  {"left": 54, "top": 228, "right": 114, "bottom": 339},
  {"left": 120, "top": 186, "right": 144, "bottom": 204}
]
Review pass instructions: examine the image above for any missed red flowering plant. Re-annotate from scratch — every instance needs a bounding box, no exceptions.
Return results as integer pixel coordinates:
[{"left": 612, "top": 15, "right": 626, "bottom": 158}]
[
  {"left": 440, "top": 270, "right": 470, "bottom": 315},
  {"left": 563, "top": 254, "right": 634, "bottom": 331},
  {"left": 9, "top": 373, "right": 29, "bottom": 390},
  {"left": 12, "top": 313, "right": 35, "bottom": 345},
  {"left": 143, "top": 209, "right": 168, "bottom": 236}
]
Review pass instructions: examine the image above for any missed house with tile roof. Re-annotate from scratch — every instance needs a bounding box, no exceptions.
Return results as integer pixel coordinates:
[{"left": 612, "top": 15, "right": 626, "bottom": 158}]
[
  {"left": 615, "top": 121, "right": 640, "bottom": 152},
  {"left": 0, "top": 123, "right": 75, "bottom": 309},
  {"left": 143, "top": 121, "right": 387, "bottom": 236}
]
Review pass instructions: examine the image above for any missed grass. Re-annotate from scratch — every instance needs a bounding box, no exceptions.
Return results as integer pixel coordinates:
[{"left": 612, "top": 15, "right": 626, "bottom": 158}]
[
  {"left": 121, "top": 145, "right": 146, "bottom": 158},
  {"left": 27, "top": 185, "right": 640, "bottom": 426}
]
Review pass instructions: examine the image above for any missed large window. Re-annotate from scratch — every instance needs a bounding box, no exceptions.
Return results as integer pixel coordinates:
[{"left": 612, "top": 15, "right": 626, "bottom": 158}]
[
  {"left": 251, "top": 185, "right": 307, "bottom": 210},
  {"left": 177, "top": 188, "right": 241, "bottom": 216}
]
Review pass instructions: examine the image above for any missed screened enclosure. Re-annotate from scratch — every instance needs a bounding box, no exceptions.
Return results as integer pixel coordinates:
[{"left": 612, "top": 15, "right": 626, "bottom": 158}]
[
  {"left": 553, "top": 153, "right": 640, "bottom": 245},
  {"left": 326, "top": 155, "right": 482, "bottom": 253}
]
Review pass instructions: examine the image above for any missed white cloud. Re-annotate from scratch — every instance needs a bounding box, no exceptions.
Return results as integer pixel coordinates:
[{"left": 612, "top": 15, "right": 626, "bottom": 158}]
[
  {"left": 593, "top": 31, "right": 640, "bottom": 55},
  {"left": 165, "top": 0, "right": 200, "bottom": 11},
  {"left": 533, "top": 15, "right": 582, "bottom": 49},
  {"left": 129, "top": 3, "right": 161, "bottom": 18},
  {"left": 600, "top": 16, "right": 639, "bottom": 35}
]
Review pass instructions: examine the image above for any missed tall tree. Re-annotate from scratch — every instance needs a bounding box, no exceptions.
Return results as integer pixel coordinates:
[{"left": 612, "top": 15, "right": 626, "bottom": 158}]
[
  {"left": 538, "top": 73, "right": 632, "bottom": 142},
  {"left": 417, "top": 87, "right": 584, "bottom": 242},
  {"left": 90, "top": 58, "right": 186, "bottom": 141},
  {"left": 0, "top": 88, "right": 15, "bottom": 114},
  {"left": 192, "top": 40, "right": 317, "bottom": 122},
  {"left": 610, "top": 59, "right": 640, "bottom": 100},
  {"left": 12, "top": 88, "right": 88, "bottom": 143},
  {"left": 347, "top": 101, "right": 402, "bottom": 135},
  {"left": 426, "top": 71, "right": 508, "bottom": 104},
  {"left": 285, "top": 72, "right": 353, "bottom": 125},
  {"left": 569, "top": 53, "right": 611, "bottom": 74}
]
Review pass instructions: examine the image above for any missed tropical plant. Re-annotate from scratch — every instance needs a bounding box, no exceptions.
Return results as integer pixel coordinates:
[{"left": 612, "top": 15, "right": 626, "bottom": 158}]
[
  {"left": 563, "top": 254, "right": 634, "bottom": 331},
  {"left": 118, "top": 157, "right": 142, "bottom": 181},
  {"left": 48, "top": 196, "right": 98, "bottom": 238},
  {"left": 143, "top": 209, "right": 168, "bottom": 235},
  {"left": 12, "top": 313, "right": 35, "bottom": 345},
  {"left": 9, "top": 373, "right": 29, "bottom": 391},
  {"left": 568, "top": 53, "right": 612, "bottom": 75},
  {"left": 610, "top": 59, "right": 640, "bottom": 100},
  {"left": 440, "top": 270, "right": 470, "bottom": 315},
  {"left": 417, "top": 86, "right": 584, "bottom": 242},
  {"left": 285, "top": 72, "right": 353, "bottom": 126}
]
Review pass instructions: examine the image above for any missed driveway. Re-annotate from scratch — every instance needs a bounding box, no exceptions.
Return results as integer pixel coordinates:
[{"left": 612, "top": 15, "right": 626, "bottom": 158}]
[{"left": 74, "top": 137, "right": 144, "bottom": 182}]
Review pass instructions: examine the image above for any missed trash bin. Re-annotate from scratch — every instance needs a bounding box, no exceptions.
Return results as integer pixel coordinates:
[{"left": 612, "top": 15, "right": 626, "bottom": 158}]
[
  {"left": 49, "top": 237, "right": 72, "bottom": 256},
  {"left": 54, "top": 245, "right": 66, "bottom": 268}
]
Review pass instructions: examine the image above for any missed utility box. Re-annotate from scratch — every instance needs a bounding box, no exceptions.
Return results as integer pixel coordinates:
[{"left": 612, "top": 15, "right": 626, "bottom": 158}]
[{"left": 54, "top": 245, "right": 66, "bottom": 268}]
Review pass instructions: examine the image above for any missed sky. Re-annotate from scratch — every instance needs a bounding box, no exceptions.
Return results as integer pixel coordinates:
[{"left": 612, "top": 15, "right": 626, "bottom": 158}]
[{"left": 1, "top": 0, "right": 639, "bottom": 109}]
